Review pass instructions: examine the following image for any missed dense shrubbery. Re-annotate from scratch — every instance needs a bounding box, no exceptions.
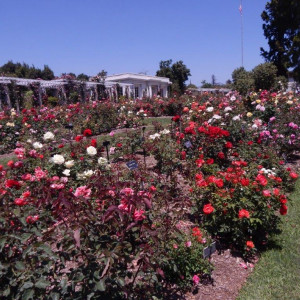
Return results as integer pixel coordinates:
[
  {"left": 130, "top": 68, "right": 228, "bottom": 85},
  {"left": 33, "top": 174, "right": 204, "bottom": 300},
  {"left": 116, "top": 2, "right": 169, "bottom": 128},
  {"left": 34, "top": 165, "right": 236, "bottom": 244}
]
[{"left": 0, "top": 90, "right": 299, "bottom": 299}]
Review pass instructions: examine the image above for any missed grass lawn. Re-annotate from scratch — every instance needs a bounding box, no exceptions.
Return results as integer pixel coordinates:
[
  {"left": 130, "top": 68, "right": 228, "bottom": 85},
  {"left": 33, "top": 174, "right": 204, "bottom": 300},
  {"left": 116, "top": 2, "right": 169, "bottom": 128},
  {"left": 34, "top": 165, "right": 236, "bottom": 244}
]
[
  {"left": 237, "top": 179, "right": 300, "bottom": 300},
  {"left": 143, "top": 116, "right": 172, "bottom": 127}
]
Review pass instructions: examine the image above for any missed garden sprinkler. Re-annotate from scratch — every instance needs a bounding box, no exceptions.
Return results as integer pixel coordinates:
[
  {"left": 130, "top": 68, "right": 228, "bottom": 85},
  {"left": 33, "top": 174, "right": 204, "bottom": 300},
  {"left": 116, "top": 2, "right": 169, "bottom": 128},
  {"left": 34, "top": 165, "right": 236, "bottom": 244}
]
[
  {"left": 142, "top": 127, "right": 146, "bottom": 167},
  {"left": 103, "top": 141, "right": 110, "bottom": 162},
  {"left": 65, "top": 123, "right": 73, "bottom": 141}
]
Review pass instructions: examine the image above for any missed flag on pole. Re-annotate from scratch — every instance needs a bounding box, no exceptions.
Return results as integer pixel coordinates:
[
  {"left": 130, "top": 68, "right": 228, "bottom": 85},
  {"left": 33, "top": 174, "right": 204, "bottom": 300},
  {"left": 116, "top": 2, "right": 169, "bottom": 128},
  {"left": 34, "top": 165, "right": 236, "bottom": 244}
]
[{"left": 239, "top": 3, "right": 243, "bottom": 15}]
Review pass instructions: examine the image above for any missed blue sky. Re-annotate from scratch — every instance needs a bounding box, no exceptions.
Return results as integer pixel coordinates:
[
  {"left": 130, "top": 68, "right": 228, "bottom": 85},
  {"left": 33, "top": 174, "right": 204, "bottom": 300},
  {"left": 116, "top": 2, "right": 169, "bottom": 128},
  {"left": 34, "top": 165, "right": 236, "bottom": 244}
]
[{"left": 1, "top": 0, "right": 268, "bottom": 85}]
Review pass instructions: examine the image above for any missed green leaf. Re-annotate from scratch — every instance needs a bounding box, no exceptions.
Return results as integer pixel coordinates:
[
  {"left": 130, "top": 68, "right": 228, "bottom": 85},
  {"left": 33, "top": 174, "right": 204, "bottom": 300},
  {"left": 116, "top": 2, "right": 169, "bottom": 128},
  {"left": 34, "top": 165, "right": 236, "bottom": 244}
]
[
  {"left": 87, "top": 293, "right": 95, "bottom": 300},
  {"left": 95, "top": 279, "right": 106, "bottom": 291},
  {"left": 35, "top": 278, "right": 50, "bottom": 289},
  {"left": 50, "top": 292, "right": 60, "bottom": 300},
  {"left": 117, "top": 278, "right": 125, "bottom": 287},
  {"left": 22, "top": 289, "right": 34, "bottom": 300},
  {"left": 15, "top": 261, "right": 25, "bottom": 271},
  {"left": 3, "top": 287, "right": 10, "bottom": 297},
  {"left": 22, "top": 282, "right": 34, "bottom": 290}
]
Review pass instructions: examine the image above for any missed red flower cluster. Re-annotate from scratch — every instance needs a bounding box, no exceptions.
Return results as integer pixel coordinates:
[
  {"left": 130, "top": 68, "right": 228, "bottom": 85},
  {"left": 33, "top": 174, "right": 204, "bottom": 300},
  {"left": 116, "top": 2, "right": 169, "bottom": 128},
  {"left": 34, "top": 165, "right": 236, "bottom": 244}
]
[
  {"left": 192, "top": 227, "right": 203, "bottom": 242},
  {"left": 83, "top": 129, "right": 92, "bottom": 136},
  {"left": 198, "top": 125, "right": 230, "bottom": 139},
  {"left": 238, "top": 209, "right": 250, "bottom": 219},
  {"left": 203, "top": 203, "right": 214, "bottom": 214},
  {"left": 5, "top": 179, "right": 21, "bottom": 189}
]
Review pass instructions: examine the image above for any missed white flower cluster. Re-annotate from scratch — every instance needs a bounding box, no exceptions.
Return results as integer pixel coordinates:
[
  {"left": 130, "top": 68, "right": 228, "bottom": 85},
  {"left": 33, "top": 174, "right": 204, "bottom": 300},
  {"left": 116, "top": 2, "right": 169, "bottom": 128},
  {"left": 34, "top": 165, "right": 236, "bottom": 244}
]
[
  {"left": 33, "top": 142, "right": 43, "bottom": 149},
  {"left": 43, "top": 131, "right": 55, "bottom": 141},
  {"left": 86, "top": 146, "right": 97, "bottom": 156},
  {"left": 77, "top": 170, "right": 95, "bottom": 180},
  {"left": 98, "top": 157, "right": 108, "bottom": 165},
  {"left": 149, "top": 128, "right": 170, "bottom": 140},
  {"left": 51, "top": 154, "right": 65, "bottom": 165},
  {"left": 260, "top": 168, "right": 276, "bottom": 176}
]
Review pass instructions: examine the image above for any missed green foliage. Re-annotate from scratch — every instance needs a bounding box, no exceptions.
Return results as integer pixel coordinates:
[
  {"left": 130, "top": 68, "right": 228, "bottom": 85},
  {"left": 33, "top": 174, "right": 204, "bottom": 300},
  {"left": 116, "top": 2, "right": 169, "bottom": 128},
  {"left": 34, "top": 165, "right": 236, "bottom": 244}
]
[
  {"left": 232, "top": 67, "right": 254, "bottom": 95},
  {"left": 252, "top": 62, "right": 278, "bottom": 91},
  {"left": 156, "top": 59, "right": 191, "bottom": 95},
  {"left": 237, "top": 180, "right": 300, "bottom": 299},
  {"left": 0, "top": 61, "right": 55, "bottom": 80},
  {"left": 47, "top": 96, "right": 59, "bottom": 107},
  {"left": 77, "top": 73, "right": 89, "bottom": 81},
  {"left": 261, "top": 0, "right": 300, "bottom": 81}
]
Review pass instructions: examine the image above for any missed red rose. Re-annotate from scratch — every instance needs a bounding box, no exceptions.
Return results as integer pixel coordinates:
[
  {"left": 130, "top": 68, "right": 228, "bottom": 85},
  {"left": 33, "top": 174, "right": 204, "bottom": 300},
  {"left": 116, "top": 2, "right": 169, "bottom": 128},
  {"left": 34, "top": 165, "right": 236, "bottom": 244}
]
[
  {"left": 289, "top": 172, "right": 298, "bottom": 179},
  {"left": 172, "top": 115, "right": 181, "bottom": 122},
  {"left": 238, "top": 209, "right": 250, "bottom": 219},
  {"left": 240, "top": 178, "right": 250, "bottom": 186},
  {"left": 246, "top": 241, "right": 255, "bottom": 249},
  {"left": 14, "top": 198, "right": 27, "bottom": 206},
  {"left": 217, "top": 152, "right": 225, "bottom": 159},
  {"left": 0, "top": 165, "right": 3, "bottom": 171},
  {"left": 58, "top": 144, "right": 65, "bottom": 148},
  {"left": 206, "top": 158, "right": 214, "bottom": 165},
  {"left": 280, "top": 204, "right": 288, "bottom": 215},
  {"left": 7, "top": 160, "right": 15, "bottom": 168},
  {"left": 91, "top": 139, "right": 97, "bottom": 147},
  {"left": 203, "top": 203, "right": 214, "bottom": 214},
  {"left": 5, "top": 180, "right": 21, "bottom": 189},
  {"left": 75, "top": 135, "right": 83, "bottom": 142},
  {"left": 225, "top": 141, "right": 233, "bottom": 149},
  {"left": 262, "top": 190, "right": 271, "bottom": 197},
  {"left": 181, "top": 151, "right": 186, "bottom": 160},
  {"left": 83, "top": 129, "right": 92, "bottom": 136},
  {"left": 214, "top": 178, "right": 224, "bottom": 188}
]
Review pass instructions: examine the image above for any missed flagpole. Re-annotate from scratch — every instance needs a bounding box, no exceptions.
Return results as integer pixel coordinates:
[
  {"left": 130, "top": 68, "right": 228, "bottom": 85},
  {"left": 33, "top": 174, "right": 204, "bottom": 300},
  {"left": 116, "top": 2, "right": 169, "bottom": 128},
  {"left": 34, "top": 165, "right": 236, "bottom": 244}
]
[{"left": 240, "top": 0, "right": 244, "bottom": 67}]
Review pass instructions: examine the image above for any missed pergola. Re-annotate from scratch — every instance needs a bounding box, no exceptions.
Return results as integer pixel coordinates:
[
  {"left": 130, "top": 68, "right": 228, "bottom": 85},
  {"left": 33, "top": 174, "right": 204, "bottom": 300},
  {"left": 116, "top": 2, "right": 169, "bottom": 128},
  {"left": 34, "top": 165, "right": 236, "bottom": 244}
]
[{"left": 0, "top": 76, "right": 133, "bottom": 111}]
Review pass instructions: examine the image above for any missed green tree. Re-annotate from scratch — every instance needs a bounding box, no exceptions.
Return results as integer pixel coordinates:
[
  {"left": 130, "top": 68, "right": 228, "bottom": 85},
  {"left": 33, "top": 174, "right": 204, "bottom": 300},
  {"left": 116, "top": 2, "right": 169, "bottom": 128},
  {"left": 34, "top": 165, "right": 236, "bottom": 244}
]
[
  {"left": 77, "top": 73, "right": 90, "bottom": 81},
  {"left": 41, "top": 65, "right": 55, "bottom": 80},
  {"left": 261, "top": 0, "right": 300, "bottom": 81},
  {"left": 0, "top": 61, "right": 55, "bottom": 80},
  {"left": 156, "top": 59, "right": 191, "bottom": 94},
  {"left": 232, "top": 67, "right": 254, "bottom": 95},
  {"left": 200, "top": 80, "right": 213, "bottom": 88},
  {"left": 252, "top": 62, "right": 278, "bottom": 91}
]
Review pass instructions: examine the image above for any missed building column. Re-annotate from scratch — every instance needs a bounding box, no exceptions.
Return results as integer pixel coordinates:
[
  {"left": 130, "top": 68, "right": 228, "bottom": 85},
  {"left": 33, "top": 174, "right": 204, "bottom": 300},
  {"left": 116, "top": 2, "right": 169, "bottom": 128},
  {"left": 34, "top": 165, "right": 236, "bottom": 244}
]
[
  {"left": 38, "top": 84, "right": 43, "bottom": 106},
  {"left": 4, "top": 85, "right": 12, "bottom": 109},
  {"left": 148, "top": 85, "right": 152, "bottom": 98}
]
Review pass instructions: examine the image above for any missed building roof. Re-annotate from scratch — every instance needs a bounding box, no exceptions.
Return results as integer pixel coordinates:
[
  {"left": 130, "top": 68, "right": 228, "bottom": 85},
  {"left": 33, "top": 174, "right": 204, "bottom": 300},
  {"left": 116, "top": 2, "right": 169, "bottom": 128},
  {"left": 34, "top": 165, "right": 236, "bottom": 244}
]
[{"left": 105, "top": 73, "right": 171, "bottom": 84}]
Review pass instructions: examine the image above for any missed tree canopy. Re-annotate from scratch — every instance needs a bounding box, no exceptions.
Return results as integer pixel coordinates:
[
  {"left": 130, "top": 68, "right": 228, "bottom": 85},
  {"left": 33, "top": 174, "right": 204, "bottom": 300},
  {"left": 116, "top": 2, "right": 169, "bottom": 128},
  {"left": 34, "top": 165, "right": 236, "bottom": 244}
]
[
  {"left": 261, "top": 0, "right": 300, "bottom": 81},
  {"left": 0, "top": 61, "right": 55, "bottom": 80},
  {"left": 156, "top": 59, "right": 191, "bottom": 94}
]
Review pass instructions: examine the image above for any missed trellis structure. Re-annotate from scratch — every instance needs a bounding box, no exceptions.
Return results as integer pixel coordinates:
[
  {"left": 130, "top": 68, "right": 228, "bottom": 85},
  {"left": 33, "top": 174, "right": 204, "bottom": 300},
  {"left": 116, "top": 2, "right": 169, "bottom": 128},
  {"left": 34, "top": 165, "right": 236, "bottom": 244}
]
[{"left": 0, "top": 77, "right": 133, "bottom": 111}]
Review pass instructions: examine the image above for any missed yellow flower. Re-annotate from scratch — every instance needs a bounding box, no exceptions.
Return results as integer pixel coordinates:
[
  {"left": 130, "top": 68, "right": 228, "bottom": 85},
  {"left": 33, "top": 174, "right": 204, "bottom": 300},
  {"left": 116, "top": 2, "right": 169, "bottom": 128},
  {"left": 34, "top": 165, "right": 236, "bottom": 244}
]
[
  {"left": 246, "top": 112, "right": 253, "bottom": 117},
  {"left": 256, "top": 99, "right": 261, "bottom": 104}
]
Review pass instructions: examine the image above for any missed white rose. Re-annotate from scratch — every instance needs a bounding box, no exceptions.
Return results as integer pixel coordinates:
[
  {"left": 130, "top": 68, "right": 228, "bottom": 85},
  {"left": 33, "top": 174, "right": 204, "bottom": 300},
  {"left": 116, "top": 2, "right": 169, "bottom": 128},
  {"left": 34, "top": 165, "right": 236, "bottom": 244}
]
[
  {"left": 86, "top": 146, "right": 97, "bottom": 156},
  {"left": 43, "top": 131, "right": 55, "bottom": 141},
  {"left": 206, "top": 107, "right": 214, "bottom": 112},
  {"left": 224, "top": 107, "right": 232, "bottom": 112},
  {"left": 232, "top": 115, "right": 241, "bottom": 121},
  {"left": 212, "top": 114, "right": 221, "bottom": 119},
  {"left": 149, "top": 133, "right": 161, "bottom": 140},
  {"left": 33, "top": 142, "right": 43, "bottom": 149},
  {"left": 230, "top": 96, "right": 236, "bottom": 101},
  {"left": 160, "top": 129, "right": 170, "bottom": 135},
  {"left": 52, "top": 154, "right": 65, "bottom": 165},
  {"left": 62, "top": 169, "right": 70, "bottom": 177},
  {"left": 98, "top": 157, "right": 108, "bottom": 165},
  {"left": 65, "top": 160, "right": 75, "bottom": 168},
  {"left": 83, "top": 170, "right": 94, "bottom": 178}
]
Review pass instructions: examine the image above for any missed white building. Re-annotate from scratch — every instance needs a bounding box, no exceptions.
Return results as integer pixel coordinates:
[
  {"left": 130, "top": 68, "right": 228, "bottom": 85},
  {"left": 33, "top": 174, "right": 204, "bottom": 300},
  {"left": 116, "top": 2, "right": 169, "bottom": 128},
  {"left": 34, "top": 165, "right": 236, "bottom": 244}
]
[{"left": 105, "top": 73, "right": 171, "bottom": 98}]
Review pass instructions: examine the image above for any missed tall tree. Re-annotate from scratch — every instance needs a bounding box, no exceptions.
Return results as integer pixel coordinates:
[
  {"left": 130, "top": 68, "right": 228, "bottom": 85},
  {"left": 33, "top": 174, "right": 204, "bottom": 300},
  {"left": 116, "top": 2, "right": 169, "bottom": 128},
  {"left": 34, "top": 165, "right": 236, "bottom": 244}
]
[
  {"left": 156, "top": 59, "right": 191, "bottom": 94},
  {"left": 261, "top": 0, "right": 300, "bottom": 81},
  {"left": 77, "top": 73, "right": 90, "bottom": 81}
]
